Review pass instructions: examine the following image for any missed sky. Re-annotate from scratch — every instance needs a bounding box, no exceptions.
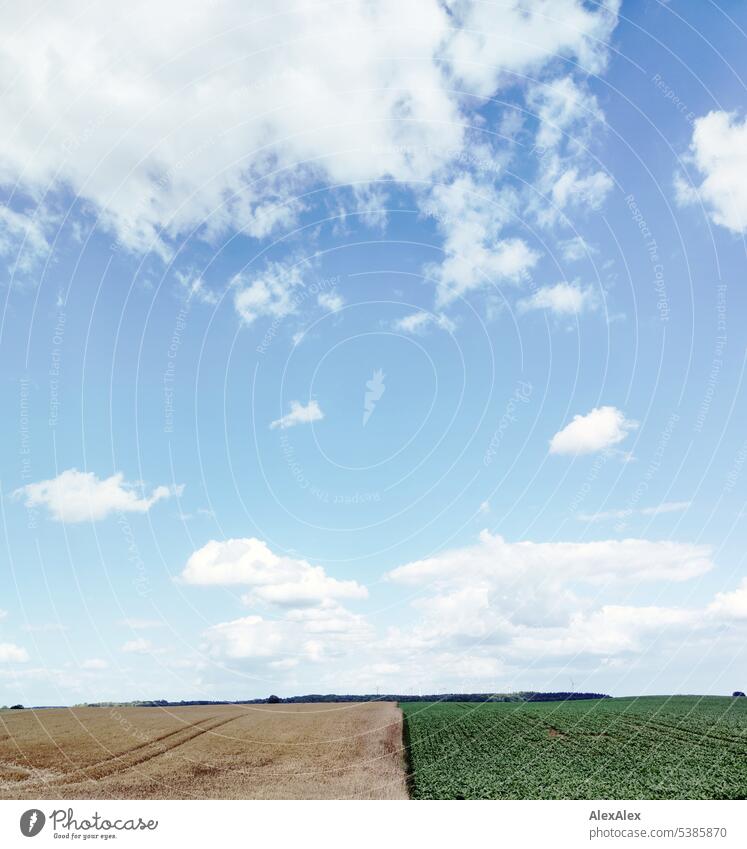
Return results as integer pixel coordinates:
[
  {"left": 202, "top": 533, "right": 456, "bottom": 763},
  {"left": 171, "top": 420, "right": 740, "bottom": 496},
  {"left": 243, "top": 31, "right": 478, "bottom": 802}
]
[{"left": 1, "top": 0, "right": 747, "bottom": 705}]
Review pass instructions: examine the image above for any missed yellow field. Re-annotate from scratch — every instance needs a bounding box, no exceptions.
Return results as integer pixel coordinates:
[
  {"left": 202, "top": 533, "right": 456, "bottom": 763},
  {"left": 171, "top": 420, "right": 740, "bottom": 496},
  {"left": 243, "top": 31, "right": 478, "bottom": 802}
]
[{"left": 0, "top": 702, "right": 408, "bottom": 799}]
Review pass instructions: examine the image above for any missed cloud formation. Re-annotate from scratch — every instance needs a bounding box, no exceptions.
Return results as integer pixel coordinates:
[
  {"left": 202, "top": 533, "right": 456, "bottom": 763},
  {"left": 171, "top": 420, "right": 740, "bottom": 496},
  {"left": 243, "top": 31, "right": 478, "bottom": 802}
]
[
  {"left": 392, "top": 311, "right": 456, "bottom": 334},
  {"left": 0, "top": 0, "right": 619, "bottom": 258},
  {"left": 0, "top": 643, "right": 29, "bottom": 663},
  {"left": 181, "top": 537, "right": 367, "bottom": 607},
  {"left": 518, "top": 281, "right": 598, "bottom": 315},
  {"left": 677, "top": 110, "right": 747, "bottom": 234},
  {"left": 270, "top": 400, "right": 324, "bottom": 430},
  {"left": 189, "top": 538, "right": 371, "bottom": 665},
  {"left": 14, "top": 469, "right": 182, "bottom": 522},
  {"left": 424, "top": 176, "right": 539, "bottom": 304},
  {"left": 578, "top": 501, "right": 691, "bottom": 523},
  {"left": 377, "top": 530, "right": 721, "bottom": 683},
  {"left": 549, "top": 406, "right": 637, "bottom": 455},
  {"left": 708, "top": 578, "right": 747, "bottom": 621}
]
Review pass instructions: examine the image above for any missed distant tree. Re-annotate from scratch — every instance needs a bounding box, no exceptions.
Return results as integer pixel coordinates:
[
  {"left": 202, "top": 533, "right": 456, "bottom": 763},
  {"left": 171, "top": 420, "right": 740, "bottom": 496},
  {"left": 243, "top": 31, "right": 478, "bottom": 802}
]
[
  {"left": 733, "top": 691, "right": 746, "bottom": 698},
  {"left": 267, "top": 694, "right": 281, "bottom": 704},
  {"left": 10, "top": 704, "right": 24, "bottom": 710}
]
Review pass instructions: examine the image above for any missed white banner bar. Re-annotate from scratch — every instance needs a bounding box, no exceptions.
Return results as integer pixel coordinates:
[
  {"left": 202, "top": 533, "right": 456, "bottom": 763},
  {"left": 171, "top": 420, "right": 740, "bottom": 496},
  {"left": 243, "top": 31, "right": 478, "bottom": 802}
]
[{"left": 2, "top": 800, "right": 745, "bottom": 848}]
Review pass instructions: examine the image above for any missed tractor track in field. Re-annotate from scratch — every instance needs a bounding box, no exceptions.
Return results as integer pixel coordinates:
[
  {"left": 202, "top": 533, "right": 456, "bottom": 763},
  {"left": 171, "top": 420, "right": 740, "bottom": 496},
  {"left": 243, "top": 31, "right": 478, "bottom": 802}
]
[
  {"left": 615, "top": 715, "right": 747, "bottom": 754},
  {"left": 35, "top": 713, "right": 245, "bottom": 787}
]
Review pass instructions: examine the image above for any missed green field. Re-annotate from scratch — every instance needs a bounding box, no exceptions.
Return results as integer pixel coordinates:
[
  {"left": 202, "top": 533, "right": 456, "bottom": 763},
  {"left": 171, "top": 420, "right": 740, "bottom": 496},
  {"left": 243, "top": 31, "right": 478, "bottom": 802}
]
[{"left": 401, "top": 696, "right": 747, "bottom": 799}]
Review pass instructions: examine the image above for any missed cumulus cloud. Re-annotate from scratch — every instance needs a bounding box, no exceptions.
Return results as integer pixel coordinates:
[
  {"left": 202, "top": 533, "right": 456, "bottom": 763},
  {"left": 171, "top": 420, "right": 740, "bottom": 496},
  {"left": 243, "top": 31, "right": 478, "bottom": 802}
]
[
  {"left": 82, "top": 658, "right": 109, "bottom": 670},
  {"left": 181, "top": 537, "right": 367, "bottom": 607},
  {"left": 0, "top": 1, "right": 619, "bottom": 259},
  {"left": 233, "top": 263, "right": 305, "bottom": 325},
  {"left": 518, "top": 281, "right": 598, "bottom": 315},
  {"left": 270, "top": 400, "right": 324, "bottom": 430},
  {"left": 203, "top": 605, "right": 371, "bottom": 663},
  {"left": 678, "top": 110, "right": 747, "bottom": 234},
  {"left": 539, "top": 165, "right": 613, "bottom": 226},
  {"left": 423, "top": 175, "right": 540, "bottom": 304},
  {"left": 549, "top": 406, "right": 637, "bottom": 455},
  {"left": 14, "top": 469, "right": 182, "bottom": 522},
  {"left": 317, "top": 291, "right": 344, "bottom": 313},
  {"left": 708, "top": 579, "right": 747, "bottom": 620},
  {"left": 560, "top": 235, "right": 595, "bottom": 262},
  {"left": 389, "top": 530, "right": 713, "bottom": 589},
  {"left": 0, "top": 643, "right": 29, "bottom": 663},
  {"left": 392, "top": 311, "right": 456, "bottom": 334},
  {"left": 445, "top": 1, "right": 619, "bottom": 98},
  {"left": 0, "top": 204, "right": 52, "bottom": 278},
  {"left": 528, "top": 76, "right": 604, "bottom": 152},
  {"left": 510, "top": 605, "right": 698, "bottom": 658},
  {"left": 380, "top": 530, "right": 716, "bottom": 672},
  {"left": 189, "top": 538, "right": 371, "bottom": 665}
]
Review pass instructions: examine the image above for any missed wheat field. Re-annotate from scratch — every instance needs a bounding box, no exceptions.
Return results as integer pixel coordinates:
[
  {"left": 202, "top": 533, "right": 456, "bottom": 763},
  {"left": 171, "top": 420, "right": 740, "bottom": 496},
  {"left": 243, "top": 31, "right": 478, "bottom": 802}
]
[{"left": 0, "top": 702, "right": 408, "bottom": 799}]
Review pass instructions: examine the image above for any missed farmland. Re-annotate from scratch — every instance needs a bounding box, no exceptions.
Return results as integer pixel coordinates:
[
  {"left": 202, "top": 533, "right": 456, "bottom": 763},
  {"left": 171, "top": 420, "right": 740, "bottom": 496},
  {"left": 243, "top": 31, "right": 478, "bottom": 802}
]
[
  {"left": 0, "top": 702, "right": 408, "bottom": 799},
  {"left": 401, "top": 696, "right": 747, "bottom": 799},
  {"left": 2, "top": 696, "right": 745, "bottom": 799}
]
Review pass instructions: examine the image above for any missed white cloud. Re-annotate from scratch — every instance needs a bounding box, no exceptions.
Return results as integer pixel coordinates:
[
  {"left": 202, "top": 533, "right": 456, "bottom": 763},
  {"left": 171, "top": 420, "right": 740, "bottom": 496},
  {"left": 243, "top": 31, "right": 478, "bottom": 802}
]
[
  {"left": 445, "top": 1, "right": 619, "bottom": 98},
  {"left": 578, "top": 501, "right": 691, "bottom": 523},
  {"left": 233, "top": 263, "right": 305, "bottom": 325},
  {"left": 0, "top": 0, "right": 618, "bottom": 260},
  {"left": 82, "top": 658, "right": 109, "bottom": 670},
  {"left": 678, "top": 110, "right": 747, "bottom": 233},
  {"left": 181, "top": 537, "right": 367, "bottom": 607},
  {"left": 121, "top": 638, "right": 153, "bottom": 654},
  {"left": 190, "top": 538, "right": 371, "bottom": 665},
  {"left": 544, "top": 166, "right": 614, "bottom": 223},
  {"left": 392, "top": 311, "right": 456, "bottom": 334},
  {"left": 0, "top": 643, "right": 29, "bottom": 663},
  {"left": 175, "top": 270, "right": 219, "bottom": 306},
  {"left": 381, "top": 530, "right": 714, "bottom": 670},
  {"left": 708, "top": 579, "right": 747, "bottom": 621},
  {"left": 523, "top": 74, "right": 613, "bottom": 229},
  {"left": 423, "top": 175, "right": 540, "bottom": 304},
  {"left": 14, "top": 468, "right": 182, "bottom": 522},
  {"left": 388, "top": 530, "right": 713, "bottom": 589},
  {"left": 518, "top": 281, "right": 597, "bottom": 315},
  {"left": 528, "top": 76, "right": 603, "bottom": 152},
  {"left": 0, "top": 204, "right": 52, "bottom": 277},
  {"left": 510, "top": 605, "right": 698, "bottom": 658},
  {"left": 317, "top": 291, "right": 344, "bottom": 313},
  {"left": 203, "top": 606, "right": 370, "bottom": 663},
  {"left": 0, "top": 1, "right": 461, "bottom": 255},
  {"left": 0, "top": 609, "right": 6, "bottom": 621},
  {"left": 270, "top": 400, "right": 324, "bottom": 430},
  {"left": 549, "top": 406, "right": 637, "bottom": 455},
  {"left": 560, "top": 235, "right": 595, "bottom": 262}
]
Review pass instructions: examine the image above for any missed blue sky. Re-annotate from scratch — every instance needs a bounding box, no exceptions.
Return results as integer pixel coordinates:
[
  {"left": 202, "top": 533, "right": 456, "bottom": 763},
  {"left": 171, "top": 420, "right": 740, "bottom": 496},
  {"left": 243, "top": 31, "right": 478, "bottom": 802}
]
[{"left": 1, "top": 0, "right": 747, "bottom": 705}]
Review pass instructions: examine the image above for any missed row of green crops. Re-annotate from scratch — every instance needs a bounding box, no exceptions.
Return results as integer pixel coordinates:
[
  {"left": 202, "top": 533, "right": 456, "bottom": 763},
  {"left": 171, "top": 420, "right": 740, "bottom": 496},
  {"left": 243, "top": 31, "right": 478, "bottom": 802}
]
[{"left": 400, "top": 696, "right": 747, "bottom": 799}]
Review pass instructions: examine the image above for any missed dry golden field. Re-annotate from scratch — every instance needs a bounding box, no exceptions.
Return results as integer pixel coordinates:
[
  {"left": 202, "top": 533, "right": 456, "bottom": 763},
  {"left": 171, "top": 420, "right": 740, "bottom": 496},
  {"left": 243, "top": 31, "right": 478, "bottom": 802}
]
[{"left": 0, "top": 702, "right": 408, "bottom": 799}]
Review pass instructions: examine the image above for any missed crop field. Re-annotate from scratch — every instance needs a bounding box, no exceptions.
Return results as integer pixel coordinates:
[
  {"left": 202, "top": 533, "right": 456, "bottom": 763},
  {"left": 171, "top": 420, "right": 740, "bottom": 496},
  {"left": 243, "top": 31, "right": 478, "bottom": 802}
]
[
  {"left": 401, "top": 696, "right": 747, "bottom": 799},
  {"left": 3, "top": 696, "right": 745, "bottom": 799},
  {"left": 0, "top": 702, "right": 408, "bottom": 799}
]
